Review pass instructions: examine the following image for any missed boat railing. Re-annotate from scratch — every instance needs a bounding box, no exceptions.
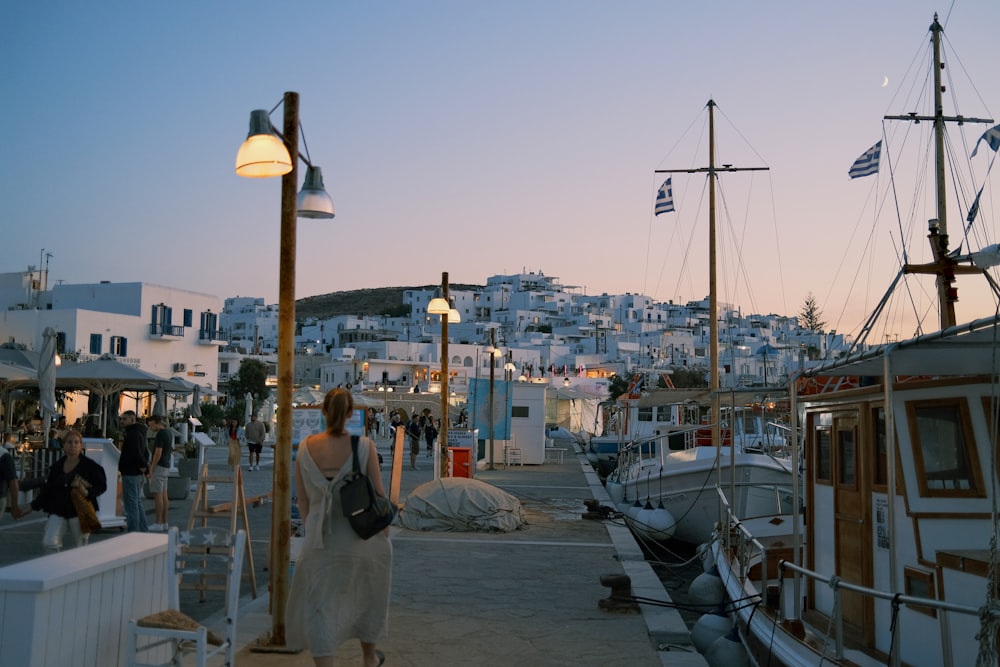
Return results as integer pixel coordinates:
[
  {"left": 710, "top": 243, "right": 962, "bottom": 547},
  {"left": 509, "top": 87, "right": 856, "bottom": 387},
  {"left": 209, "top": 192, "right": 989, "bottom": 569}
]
[
  {"left": 716, "top": 486, "right": 770, "bottom": 600},
  {"left": 778, "top": 559, "right": 1000, "bottom": 663},
  {"left": 716, "top": 487, "right": 1000, "bottom": 664}
]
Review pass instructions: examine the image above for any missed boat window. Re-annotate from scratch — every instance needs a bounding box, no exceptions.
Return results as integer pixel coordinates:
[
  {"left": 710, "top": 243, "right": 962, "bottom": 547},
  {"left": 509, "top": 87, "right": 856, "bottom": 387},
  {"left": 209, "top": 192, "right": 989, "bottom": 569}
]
[
  {"left": 637, "top": 407, "right": 653, "bottom": 422},
  {"left": 903, "top": 566, "right": 937, "bottom": 617},
  {"left": 655, "top": 407, "right": 673, "bottom": 423},
  {"left": 837, "top": 427, "right": 856, "bottom": 488},
  {"left": 814, "top": 425, "right": 832, "bottom": 484},
  {"left": 980, "top": 397, "right": 1000, "bottom": 483},
  {"left": 872, "top": 407, "right": 888, "bottom": 488},
  {"left": 906, "top": 398, "right": 983, "bottom": 497}
]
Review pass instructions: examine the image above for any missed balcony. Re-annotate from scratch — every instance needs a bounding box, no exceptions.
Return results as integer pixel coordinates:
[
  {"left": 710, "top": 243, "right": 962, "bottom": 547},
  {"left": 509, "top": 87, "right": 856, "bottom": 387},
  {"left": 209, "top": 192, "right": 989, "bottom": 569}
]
[
  {"left": 148, "top": 323, "right": 184, "bottom": 340},
  {"left": 198, "top": 329, "right": 229, "bottom": 346}
]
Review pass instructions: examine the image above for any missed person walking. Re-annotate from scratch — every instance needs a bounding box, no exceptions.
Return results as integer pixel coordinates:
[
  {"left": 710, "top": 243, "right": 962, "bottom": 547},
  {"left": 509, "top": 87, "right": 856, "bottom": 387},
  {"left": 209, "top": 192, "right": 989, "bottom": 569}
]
[
  {"left": 245, "top": 413, "right": 266, "bottom": 471},
  {"left": 118, "top": 410, "right": 149, "bottom": 532},
  {"left": 424, "top": 416, "right": 438, "bottom": 457},
  {"left": 227, "top": 418, "right": 246, "bottom": 468},
  {"left": 146, "top": 415, "right": 171, "bottom": 531},
  {"left": 0, "top": 444, "right": 22, "bottom": 521},
  {"left": 406, "top": 413, "right": 422, "bottom": 470},
  {"left": 287, "top": 387, "right": 391, "bottom": 667},
  {"left": 21, "top": 430, "right": 107, "bottom": 551}
]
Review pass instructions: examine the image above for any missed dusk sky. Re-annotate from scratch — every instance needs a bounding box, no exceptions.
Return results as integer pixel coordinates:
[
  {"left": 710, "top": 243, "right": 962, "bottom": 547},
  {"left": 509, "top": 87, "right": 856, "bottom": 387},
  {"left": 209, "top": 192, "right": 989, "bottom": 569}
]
[{"left": 3, "top": 2, "right": 999, "bottom": 344}]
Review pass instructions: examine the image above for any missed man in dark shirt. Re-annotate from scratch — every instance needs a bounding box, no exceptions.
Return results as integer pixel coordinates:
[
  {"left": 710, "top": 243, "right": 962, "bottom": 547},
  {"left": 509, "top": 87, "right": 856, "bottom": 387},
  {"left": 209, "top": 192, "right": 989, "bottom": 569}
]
[{"left": 117, "top": 411, "right": 148, "bottom": 532}]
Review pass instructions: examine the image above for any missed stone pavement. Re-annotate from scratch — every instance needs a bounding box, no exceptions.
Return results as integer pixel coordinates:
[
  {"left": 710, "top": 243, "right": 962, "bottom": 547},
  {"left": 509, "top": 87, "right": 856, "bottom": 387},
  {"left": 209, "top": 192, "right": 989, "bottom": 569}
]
[{"left": 0, "top": 438, "right": 708, "bottom": 666}]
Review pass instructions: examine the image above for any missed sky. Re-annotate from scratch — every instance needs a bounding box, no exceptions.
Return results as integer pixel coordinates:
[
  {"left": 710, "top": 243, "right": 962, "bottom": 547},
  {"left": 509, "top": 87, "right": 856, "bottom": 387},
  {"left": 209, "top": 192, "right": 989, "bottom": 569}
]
[{"left": 3, "top": 1, "right": 999, "bottom": 344}]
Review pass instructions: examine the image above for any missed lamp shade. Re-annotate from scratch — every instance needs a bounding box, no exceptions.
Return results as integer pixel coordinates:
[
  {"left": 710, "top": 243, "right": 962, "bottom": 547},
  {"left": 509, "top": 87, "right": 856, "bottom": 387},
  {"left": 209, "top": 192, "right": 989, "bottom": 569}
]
[
  {"left": 447, "top": 308, "right": 461, "bottom": 323},
  {"left": 236, "top": 109, "right": 292, "bottom": 178},
  {"left": 427, "top": 297, "right": 450, "bottom": 314},
  {"left": 297, "top": 166, "right": 336, "bottom": 219}
]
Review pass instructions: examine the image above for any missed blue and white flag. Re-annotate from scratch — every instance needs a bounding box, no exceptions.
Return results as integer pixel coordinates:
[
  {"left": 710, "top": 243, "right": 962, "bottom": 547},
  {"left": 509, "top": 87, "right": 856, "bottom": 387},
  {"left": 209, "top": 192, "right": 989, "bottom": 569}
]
[
  {"left": 848, "top": 141, "right": 881, "bottom": 179},
  {"left": 655, "top": 178, "right": 675, "bottom": 215},
  {"left": 971, "top": 124, "right": 1000, "bottom": 158}
]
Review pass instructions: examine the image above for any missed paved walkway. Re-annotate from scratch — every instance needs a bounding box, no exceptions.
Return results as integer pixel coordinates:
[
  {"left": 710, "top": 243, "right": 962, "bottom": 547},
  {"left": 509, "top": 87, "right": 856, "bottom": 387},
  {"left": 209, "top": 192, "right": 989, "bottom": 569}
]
[
  {"left": 0, "top": 439, "right": 707, "bottom": 666},
  {"left": 185, "top": 441, "right": 705, "bottom": 666}
]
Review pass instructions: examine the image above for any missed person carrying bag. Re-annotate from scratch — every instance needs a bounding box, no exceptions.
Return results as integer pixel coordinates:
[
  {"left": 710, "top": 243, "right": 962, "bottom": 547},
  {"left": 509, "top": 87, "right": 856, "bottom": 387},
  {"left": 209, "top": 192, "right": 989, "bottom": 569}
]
[{"left": 341, "top": 435, "right": 397, "bottom": 539}]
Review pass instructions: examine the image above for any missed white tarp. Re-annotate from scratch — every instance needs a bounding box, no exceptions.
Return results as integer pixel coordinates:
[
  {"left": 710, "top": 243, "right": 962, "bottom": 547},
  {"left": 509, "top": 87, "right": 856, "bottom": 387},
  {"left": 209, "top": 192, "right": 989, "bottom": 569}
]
[{"left": 397, "top": 477, "right": 525, "bottom": 533}]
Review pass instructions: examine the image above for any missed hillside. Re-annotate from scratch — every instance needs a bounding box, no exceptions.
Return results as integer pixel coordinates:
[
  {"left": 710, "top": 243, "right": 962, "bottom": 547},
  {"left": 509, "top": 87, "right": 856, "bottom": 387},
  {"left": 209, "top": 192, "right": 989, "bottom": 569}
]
[{"left": 296, "top": 284, "right": 482, "bottom": 320}]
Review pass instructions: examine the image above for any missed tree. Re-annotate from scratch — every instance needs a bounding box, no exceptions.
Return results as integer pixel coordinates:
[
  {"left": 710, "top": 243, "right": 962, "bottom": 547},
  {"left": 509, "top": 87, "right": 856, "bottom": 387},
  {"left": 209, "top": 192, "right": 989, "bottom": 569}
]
[
  {"left": 799, "top": 293, "right": 827, "bottom": 331},
  {"left": 226, "top": 359, "right": 270, "bottom": 407},
  {"left": 669, "top": 365, "right": 710, "bottom": 388}
]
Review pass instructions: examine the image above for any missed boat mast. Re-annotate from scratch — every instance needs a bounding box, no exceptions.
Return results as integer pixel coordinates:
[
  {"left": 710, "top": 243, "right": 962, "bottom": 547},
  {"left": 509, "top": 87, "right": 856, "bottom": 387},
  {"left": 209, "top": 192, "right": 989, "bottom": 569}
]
[
  {"left": 889, "top": 14, "right": 994, "bottom": 330},
  {"left": 655, "top": 100, "right": 767, "bottom": 453}
]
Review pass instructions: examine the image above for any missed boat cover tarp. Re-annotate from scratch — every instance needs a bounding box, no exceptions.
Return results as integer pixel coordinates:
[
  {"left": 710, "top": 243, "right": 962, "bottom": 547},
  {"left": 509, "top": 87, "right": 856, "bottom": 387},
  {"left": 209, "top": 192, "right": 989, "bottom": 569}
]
[{"left": 398, "top": 477, "right": 526, "bottom": 533}]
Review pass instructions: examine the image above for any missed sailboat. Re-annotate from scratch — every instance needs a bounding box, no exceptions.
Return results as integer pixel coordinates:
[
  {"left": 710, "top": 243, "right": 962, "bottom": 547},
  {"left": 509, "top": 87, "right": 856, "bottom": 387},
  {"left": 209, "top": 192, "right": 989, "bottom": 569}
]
[
  {"left": 603, "top": 101, "right": 797, "bottom": 544},
  {"left": 707, "top": 15, "right": 1000, "bottom": 666}
]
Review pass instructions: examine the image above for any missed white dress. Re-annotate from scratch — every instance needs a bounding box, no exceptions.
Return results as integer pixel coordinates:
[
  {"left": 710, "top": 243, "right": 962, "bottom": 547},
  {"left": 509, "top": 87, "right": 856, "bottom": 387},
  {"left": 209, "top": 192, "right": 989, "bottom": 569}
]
[{"left": 286, "top": 435, "right": 392, "bottom": 655}]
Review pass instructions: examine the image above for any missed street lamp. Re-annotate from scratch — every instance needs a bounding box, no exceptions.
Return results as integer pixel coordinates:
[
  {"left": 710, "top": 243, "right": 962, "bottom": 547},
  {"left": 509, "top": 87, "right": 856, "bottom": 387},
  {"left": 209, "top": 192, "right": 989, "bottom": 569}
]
[
  {"left": 427, "top": 271, "right": 459, "bottom": 479},
  {"left": 485, "top": 330, "right": 502, "bottom": 470},
  {"left": 235, "top": 91, "right": 335, "bottom": 648}
]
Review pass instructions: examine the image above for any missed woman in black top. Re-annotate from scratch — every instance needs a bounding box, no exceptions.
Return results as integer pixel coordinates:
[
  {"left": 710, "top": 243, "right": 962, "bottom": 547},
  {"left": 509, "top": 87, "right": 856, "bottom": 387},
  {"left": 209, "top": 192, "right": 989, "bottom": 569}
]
[{"left": 23, "top": 429, "right": 107, "bottom": 552}]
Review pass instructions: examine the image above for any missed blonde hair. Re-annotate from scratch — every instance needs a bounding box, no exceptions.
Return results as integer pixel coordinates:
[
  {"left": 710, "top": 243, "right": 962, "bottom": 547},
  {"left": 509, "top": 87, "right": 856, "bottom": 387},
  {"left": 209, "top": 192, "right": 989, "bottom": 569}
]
[{"left": 322, "top": 388, "right": 354, "bottom": 435}]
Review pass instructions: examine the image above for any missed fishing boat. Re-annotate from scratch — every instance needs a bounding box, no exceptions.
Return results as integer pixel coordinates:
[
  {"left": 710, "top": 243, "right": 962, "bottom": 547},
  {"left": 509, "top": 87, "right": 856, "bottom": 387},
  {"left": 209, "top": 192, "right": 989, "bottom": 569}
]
[
  {"left": 706, "top": 15, "right": 1000, "bottom": 666},
  {"left": 603, "top": 103, "right": 797, "bottom": 544}
]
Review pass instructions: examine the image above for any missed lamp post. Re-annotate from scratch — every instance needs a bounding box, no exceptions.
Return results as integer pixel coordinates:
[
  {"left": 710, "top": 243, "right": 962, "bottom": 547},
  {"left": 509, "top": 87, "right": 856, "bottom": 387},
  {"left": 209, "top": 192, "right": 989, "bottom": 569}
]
[
  {"left": 235, "top": 91, "right": 334, "bottom": 647},
  {"left": 486, "top": 329, "right": 500, "bottom": 470},
  {"left": 427, "top": 271, "right": 455, "bottom": 479}
]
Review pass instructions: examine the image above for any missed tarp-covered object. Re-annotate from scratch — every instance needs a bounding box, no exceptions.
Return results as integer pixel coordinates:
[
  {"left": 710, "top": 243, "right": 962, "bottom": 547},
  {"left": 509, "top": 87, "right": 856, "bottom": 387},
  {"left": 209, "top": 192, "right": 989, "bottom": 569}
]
[{"left": 398, "top": 477, "right": 526, "bottom": 533}]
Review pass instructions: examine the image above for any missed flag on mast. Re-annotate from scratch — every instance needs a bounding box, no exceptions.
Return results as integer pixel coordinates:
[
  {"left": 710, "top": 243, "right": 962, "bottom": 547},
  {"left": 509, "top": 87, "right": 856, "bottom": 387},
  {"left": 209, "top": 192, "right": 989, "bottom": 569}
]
[
  {"left": 971, "top": 124, "right": 1000, "bottom": 158},
  {"left": 654, "top": 178, "right": 675, "bottom": 215},
  {"left": 848, "top": 141, "right": 881, "bottom": 179}
]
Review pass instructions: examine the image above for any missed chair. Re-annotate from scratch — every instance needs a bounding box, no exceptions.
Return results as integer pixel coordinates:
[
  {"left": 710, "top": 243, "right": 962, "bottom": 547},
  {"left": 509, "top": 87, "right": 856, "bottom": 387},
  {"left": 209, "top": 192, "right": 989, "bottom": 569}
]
[
  {"left": 126, "top": 526, "right": 246, "bottom": 667},
  {"left": 504, "top": 444, "right": 523, "bottom": 467}
]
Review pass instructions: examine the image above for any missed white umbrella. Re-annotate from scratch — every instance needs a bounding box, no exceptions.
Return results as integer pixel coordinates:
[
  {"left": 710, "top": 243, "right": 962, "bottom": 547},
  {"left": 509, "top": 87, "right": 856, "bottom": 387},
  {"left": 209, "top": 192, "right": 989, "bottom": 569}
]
[
  {"left": 189, "top": 385, "right": 202, "bottom": 419},
  {"left": 37, "top": 327, "right": 59, "bottom": 422},
  {"left": 245, "top": 391, "right": 253, "bottom": 424},
  {"left": 152, "top": 385, "right": 166, "bottom": 417},
  {"left": 58, "top": 354, "right": 165, "bottom": 434}
]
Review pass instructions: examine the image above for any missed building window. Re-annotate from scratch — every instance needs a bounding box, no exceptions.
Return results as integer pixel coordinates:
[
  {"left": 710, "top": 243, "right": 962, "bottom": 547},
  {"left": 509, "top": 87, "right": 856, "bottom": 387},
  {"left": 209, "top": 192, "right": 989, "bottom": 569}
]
[
  {"left": 55, "top": 331, "right": 66, "bottom": 354},
  {"left": 512, "top": 406, "right": 529, "bottom": 418},
  {"left": 110, "top": 336, "right": 127, "bottom": 357},
  {"left": 89, "top": 334, "right": 102, "bottom": 355},
  {"left": 183, "top": 309, "right": 193, "bottom": 327},
  {"left": 906, "top": 398, "right": 983, "bottom": 497}
]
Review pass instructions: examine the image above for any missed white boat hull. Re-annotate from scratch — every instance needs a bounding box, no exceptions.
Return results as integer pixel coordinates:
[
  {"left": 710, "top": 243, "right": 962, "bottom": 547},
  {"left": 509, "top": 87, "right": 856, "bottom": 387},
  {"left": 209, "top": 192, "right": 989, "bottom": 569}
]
[{"left": 606, "top": 448, "right": 794, "bottom": 543}]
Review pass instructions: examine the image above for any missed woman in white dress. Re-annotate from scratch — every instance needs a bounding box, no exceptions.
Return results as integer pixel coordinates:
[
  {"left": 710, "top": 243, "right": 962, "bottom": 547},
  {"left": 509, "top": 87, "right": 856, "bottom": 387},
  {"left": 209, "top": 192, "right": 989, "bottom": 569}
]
[{"left": 287, "top": 387, "right": 392, "bottom": 667}]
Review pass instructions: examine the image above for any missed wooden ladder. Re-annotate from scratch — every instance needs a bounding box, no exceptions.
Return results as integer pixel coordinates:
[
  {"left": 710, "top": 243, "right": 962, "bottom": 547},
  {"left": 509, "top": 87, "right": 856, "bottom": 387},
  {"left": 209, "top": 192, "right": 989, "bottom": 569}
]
[{"left": 184, "top": 464, "right": 258, "bottom": 600}]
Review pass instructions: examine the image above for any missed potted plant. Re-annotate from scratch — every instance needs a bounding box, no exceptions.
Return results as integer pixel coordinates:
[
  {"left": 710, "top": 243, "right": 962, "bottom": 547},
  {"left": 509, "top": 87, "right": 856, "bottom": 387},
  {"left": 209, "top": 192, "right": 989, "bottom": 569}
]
[{"left": 175, "top": 439, "right": 201, "bottom": 480}]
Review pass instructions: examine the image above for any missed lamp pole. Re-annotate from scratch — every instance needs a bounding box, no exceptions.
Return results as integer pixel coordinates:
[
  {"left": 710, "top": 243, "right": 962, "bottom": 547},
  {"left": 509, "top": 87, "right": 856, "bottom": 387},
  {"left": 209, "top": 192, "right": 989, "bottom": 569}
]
[
  {"left": 439, "top": 272, "right": 450, "bottom": 478},
  {"left": 488, "top": 328, "right": 496, "bottom": 470},
  {"left": 271, "top": 91, "right": 298, "bottom": 646}
]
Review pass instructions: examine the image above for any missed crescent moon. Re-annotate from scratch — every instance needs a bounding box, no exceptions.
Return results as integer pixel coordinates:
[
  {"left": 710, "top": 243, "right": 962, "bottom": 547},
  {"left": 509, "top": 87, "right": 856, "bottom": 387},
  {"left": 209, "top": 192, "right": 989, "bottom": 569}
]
[{"left": 881, "top": 75, "right": 889, "bottom": 88}]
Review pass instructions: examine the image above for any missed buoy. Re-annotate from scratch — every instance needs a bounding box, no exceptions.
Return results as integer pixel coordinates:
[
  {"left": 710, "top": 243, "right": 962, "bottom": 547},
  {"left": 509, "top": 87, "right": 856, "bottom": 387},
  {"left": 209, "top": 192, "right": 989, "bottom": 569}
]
[
  {"left": 691, "top": 607, "right": 731, "bottom": 654},
  {"left": 632, "top": 504, "right": 676, "bottom": 541},
  {"left": 605, "top": 481, "right": 625, "bottom": 505},
  {"left": 705, "top": 627, "right": 749, "bottom": 667},
  {"left": 688, "top": 565, "right": 724, "bottom": 607},
  {"left": 697, "top": 542, "right": 716, "bottom": 573}
]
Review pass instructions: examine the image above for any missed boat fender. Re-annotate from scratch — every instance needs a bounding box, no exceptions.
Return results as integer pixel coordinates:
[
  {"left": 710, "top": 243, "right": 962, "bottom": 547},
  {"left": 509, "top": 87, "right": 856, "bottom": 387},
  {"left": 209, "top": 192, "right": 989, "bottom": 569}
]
[
  {"left": 705, "top": 627, "right": 749, "bottom": 667},
  {"left": 691, "top": 606, "right": 731, "bottom": 654},
  {"left": 697, "top": 542, "right": 716, "bottom": 573},
  {"left": 688, "top": 565, "right": 725, "bottom": 607},
  {"left": 632, "top": 505, "right": 676, "bottom": 541}
]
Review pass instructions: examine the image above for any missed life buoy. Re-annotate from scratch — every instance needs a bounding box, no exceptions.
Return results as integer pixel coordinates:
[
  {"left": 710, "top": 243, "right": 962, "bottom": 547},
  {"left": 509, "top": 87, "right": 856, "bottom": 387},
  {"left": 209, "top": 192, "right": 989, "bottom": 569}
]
[{"left": 346, "top": 382, "right": 353, "bottom": 389}]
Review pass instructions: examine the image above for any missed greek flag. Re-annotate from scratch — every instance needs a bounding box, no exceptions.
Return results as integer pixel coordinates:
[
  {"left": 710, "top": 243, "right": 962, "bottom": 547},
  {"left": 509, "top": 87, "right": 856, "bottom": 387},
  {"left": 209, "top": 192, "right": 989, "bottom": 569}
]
[
  {"left": 655, "top": 178, "right": 675, "bottom": 215},
  {"left": 971, "top": 124, "right": 1000, "bottom": 158},
  {"left": 848, "top": 141, "right": 881, "bottom": 179}
]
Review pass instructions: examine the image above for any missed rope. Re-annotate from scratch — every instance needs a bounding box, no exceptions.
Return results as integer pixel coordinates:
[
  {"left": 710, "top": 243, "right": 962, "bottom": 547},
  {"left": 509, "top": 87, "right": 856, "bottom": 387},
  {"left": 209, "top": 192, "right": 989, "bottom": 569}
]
[{"left": 887, "top": 593, "right": 902, "bottom": 666}]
